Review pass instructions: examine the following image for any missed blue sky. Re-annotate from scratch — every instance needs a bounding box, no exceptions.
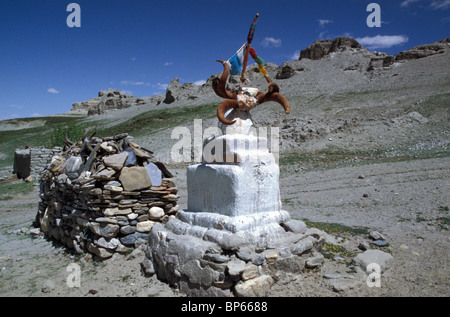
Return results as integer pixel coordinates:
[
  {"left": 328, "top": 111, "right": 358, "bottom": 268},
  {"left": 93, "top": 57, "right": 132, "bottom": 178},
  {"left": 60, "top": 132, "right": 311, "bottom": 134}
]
[{"left": 1, "top": 0, "right": 449, "bottom": 121}]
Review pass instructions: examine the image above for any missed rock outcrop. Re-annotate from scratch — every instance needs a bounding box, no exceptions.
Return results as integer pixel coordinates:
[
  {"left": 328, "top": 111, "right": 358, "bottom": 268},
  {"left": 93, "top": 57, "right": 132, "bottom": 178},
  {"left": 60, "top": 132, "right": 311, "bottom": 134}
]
[
  {"left": 297, "top": 37, "right": 450, "bottom": 74},
  {"left": 299, "top": 37, "right": 362, "bottom": 61},
  {"left": 391, "top": 38, "right": 449, "bottom": 62},
  {"left": 66, "top": 38, "right": 449, "bottom": 117},
  {"left": 163, "top": 77, "right": 204, "bottom": 104},
  {"left": 71, "top": 89, "right": 147, "bottom": 116}
]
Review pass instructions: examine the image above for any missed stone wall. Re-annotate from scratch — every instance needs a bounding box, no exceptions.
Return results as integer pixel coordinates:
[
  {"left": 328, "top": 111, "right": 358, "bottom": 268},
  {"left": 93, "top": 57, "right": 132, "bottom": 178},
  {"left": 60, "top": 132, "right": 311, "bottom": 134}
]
[
  {"left": 5, "top": 146, "right": 61, "bottom": 182},
  {"left": 35, "top": 133, "right": 178, "bottom": 260},
  {"left": 38, "top": 176, "right": 178, "bottom": 259},
  {"left": 30, "top": 147, "right": 63, "bottom": 177}
]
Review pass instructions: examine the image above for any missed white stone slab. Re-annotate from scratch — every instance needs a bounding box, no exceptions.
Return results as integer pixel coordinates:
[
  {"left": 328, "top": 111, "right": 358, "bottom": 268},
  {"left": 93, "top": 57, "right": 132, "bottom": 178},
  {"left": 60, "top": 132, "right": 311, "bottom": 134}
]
[{"left": 187, "top": 160, "right": 281, "bottom": 217}]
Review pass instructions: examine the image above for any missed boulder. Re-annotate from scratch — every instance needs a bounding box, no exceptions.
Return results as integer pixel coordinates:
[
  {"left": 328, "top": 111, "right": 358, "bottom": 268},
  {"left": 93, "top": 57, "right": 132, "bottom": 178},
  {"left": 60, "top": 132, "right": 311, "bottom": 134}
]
[
  {"left": 291, "top": 239, "right": 313, "bottom": 255},
  {"left": 119, "top": 166, "right": 152, "bottom": 192},
  {"left": 276, "top": 64, "right": 296, "bottom": 79},
  {"left": 352, "top": 250, "right": 394, "bottom": 273},
  {"left": 87, "top": 242, "right": 114, "bottom": 259}
]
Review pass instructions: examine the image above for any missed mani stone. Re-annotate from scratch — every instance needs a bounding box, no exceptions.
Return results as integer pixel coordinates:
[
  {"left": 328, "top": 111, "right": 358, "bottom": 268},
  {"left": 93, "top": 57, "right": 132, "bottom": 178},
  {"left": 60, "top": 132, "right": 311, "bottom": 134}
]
[
  {"left": 103, "top": 152, "right": 129, "bottom": 170},
  {"left": 119, "top": 166, "right": 152, "bottom": 192},
  {"left": 145, "top": 163, "right": 162, "bottom": 187}
]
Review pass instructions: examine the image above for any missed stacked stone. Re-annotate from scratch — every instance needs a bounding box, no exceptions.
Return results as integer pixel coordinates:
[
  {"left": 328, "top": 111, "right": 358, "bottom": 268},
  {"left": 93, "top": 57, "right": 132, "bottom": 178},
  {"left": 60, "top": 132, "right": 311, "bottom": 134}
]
[
  {"left": 145, "top": 220, "right": 331, "bottom": 297},
  {"left": 35, "top": 132, "right": 178, "bottom": 260},
  {"left": 144, "top": 111, "right": 332, "bottom": 297},
  {"left": 30, "top": 147, "right": 63, "bottom": 177}
]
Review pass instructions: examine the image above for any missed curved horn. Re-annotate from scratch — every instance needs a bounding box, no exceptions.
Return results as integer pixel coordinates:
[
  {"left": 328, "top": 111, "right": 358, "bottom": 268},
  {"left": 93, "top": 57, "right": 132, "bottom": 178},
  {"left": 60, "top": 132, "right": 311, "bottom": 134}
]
[
  {"left": 261, "top": 75, "right": 280, "bottom": 93},
  {"left": 257, "top": 92, "right": 291, "bottom": 114},
  {"left": 65, "top": 130, "right": 74, "bottom": 146},
  {"left": 81, "top": 128, "right": 90, "bottom": 141},
  {"left": 212, "top": 60, "right": 237, "bottom": 100},
  {"left": 217, "top": 99, "right": 239, "bottom": 125}
]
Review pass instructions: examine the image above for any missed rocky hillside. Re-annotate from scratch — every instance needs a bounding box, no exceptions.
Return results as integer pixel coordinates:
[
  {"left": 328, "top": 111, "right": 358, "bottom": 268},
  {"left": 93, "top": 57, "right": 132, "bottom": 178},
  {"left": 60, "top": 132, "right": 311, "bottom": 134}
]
[
  {"left": 71, "top": 89, "right": 164, "bottom": 116},
  {"left": 63, "top": 37, "right": 450, "bottom": 165},
  {"left": 70, "top": 37, "right": 449, "bottom": 119}
]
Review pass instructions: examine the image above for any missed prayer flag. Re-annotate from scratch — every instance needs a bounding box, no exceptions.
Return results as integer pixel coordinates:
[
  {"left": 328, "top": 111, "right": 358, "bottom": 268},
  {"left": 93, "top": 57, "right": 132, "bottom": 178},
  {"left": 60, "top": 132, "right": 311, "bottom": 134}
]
[{"left": 227, "top": 44, "right": 247, "bottom": 76}]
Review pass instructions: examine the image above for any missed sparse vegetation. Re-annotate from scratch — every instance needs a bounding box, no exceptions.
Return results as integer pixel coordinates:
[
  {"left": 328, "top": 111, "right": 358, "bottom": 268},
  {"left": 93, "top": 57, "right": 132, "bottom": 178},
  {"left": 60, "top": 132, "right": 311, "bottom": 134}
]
[
  {"left": 303, "top": 219, "right": 369, "bottom": 237},
  {"left": 0, "top": 181, "right": 34, "bottom": 201}
]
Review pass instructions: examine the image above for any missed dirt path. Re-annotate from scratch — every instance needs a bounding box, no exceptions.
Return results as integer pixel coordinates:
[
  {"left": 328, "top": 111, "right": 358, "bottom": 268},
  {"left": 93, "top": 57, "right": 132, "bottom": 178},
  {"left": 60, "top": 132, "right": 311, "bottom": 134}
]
[{"left": 0, "top": 156, "right": 448, "bottom": 297}]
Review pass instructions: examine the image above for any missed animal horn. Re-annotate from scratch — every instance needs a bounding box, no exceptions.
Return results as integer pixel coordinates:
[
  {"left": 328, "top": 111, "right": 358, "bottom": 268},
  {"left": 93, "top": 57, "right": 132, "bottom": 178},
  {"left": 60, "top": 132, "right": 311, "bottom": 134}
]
[
  {"left": 212, "top": 60, "right": 237, "bottom": 100},
  {"left": 217, "top": 99, "right": 240, "bottom": 125},
  {"left": 257, "top": 92, "right": 291, "bottom": 114},
  {"left": 65, "top": 130, "right": 74, "bottom": 146}
]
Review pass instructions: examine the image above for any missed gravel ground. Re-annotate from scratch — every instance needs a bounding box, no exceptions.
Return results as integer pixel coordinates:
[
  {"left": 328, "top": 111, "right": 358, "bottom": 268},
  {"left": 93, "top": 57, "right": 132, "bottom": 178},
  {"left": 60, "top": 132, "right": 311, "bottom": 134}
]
[{"left": 0, "top": 156, "right": 448, "bottom": 297}]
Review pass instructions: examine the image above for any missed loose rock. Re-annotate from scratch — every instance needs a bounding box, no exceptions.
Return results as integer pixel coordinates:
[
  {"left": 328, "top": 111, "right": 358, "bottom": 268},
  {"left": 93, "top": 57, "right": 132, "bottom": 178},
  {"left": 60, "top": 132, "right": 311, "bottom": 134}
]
[
  {"left": 234, "top": 275, "right": 274, "bottom": 297},
  {"left": 352, "top": 249, "right": 394, "bottom": 273}
]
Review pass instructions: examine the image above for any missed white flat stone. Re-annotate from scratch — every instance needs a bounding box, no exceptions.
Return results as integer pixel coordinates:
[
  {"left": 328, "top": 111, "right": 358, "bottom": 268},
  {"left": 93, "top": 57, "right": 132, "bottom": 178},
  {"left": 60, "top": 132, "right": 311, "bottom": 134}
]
[{"left": 187, "top": 161, "right": 281, "bottom": 217}]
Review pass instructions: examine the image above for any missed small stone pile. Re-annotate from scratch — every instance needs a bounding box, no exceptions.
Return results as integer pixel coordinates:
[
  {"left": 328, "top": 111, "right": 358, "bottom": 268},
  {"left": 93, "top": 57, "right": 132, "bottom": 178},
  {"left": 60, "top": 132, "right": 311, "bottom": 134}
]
[{"left": 35, "top": 131, "right": 178, "bottom": 260}]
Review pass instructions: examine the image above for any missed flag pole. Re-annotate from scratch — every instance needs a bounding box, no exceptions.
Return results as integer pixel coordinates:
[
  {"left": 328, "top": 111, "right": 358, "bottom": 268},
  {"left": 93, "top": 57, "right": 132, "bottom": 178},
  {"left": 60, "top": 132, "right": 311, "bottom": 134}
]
[{"left": 240, "top": 13, "right": 259, "bottom": 90}]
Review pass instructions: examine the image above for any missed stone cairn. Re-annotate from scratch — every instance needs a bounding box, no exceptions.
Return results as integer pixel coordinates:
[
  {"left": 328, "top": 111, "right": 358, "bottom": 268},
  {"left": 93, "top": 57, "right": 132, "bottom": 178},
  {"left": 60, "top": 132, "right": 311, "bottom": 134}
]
[
  {"left": 143, "top": 110, "right": 330, "bottom": 297},
  {"left": 35, "top": 131, "right": 178, "bottom": 260}
]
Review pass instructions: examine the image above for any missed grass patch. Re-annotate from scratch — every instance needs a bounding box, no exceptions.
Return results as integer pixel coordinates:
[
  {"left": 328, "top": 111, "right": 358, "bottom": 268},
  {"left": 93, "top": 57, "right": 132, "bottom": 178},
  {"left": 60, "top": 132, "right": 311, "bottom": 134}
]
[
  {"left": 279, "top": 147, "right": 387, "bottom": 172},
  {"left": 95, "top": 103, "right": 217, "bottom": 138},
  {"left": 415, "top": 93, "right": 450, "bottom": 120},
  {"left": 0, "top": 181, "right": 34, "bottom": 201},
  {"left": 437, "top": 217, "right": 449, "bottom": 231},
  {"left": 303, "top": 219, "right": 369, "bottom": 237},
  {"left": 320, "top": 242, "right": 356, "bottom": 262},
  {"left": 281, "top": 198, "right": 297, "bottom": 207},
  {"left": 0, "top": 103, "right": 217, "bottom": 170},
  {"left": 302, "top": 219, "right": 368, "bottom": 263},
  {"left": 280, "top": 144, "right": 449, "bottom": 174},
  {"left": 0, "top": 116, "right": 87, "bottom": 169}
]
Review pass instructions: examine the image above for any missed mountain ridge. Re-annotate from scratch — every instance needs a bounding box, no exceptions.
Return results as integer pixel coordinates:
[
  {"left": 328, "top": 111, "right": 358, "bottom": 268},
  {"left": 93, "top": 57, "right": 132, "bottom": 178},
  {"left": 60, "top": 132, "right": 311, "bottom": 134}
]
[{"left": 67, "top": 37, "right": 450, "bottom": 116}]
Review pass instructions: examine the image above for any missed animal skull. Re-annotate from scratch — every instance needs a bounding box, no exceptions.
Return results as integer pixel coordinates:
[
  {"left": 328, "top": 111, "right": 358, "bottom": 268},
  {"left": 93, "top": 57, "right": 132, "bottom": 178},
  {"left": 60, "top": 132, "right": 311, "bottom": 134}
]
[{"left": 213, "top": 60, "right": 291, "bottom": 125}]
